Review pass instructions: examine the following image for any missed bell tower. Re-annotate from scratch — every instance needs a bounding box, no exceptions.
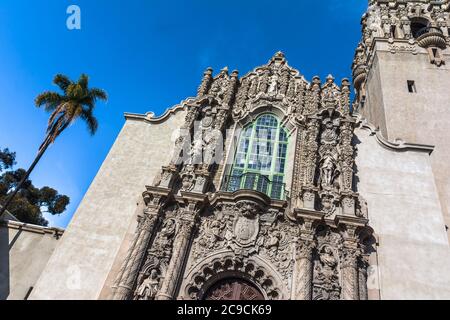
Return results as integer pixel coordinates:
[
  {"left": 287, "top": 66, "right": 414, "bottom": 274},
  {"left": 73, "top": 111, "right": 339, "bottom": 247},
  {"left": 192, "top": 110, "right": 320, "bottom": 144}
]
[{"left": 353, "top": 0, "right": 450, "bottom": 238}]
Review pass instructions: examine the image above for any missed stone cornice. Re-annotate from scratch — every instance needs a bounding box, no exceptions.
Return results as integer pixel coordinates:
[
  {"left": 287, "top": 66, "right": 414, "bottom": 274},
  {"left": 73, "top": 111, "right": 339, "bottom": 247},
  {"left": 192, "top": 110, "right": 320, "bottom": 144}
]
[
  {"left": 124, "top": 97, "right": 195, "bottom": 124},
  {"left": 355, "top": 114, "right": 435, "bottom": 154},
  {"left": 1, "top": 219, "right": 65, "bottom": 237}
]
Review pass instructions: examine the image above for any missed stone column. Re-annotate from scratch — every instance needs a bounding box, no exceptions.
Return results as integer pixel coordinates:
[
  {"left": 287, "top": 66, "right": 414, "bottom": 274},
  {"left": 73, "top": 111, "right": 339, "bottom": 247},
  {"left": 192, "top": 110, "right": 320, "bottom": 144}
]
[
  {"left": 155, "top": 217, "right": 196, "bottom": 300},
  {"left": 358, "top": 256, "right": 369, "bottom": 301},
  {"left": 294, "top": 241, "right": 315, "bottom": 300},
  {"left": 341, "top": 247, "right": 360, "bottom": 300},
  {"left": 112, "top": 199, "right": 161, "bottom": 300}
]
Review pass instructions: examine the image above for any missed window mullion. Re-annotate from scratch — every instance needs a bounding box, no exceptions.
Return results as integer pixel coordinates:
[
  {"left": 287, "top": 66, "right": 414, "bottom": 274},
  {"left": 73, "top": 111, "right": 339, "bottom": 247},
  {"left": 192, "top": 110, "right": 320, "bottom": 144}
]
[{"left": 243, "top": 122, "right": 256, "bottom": 189}]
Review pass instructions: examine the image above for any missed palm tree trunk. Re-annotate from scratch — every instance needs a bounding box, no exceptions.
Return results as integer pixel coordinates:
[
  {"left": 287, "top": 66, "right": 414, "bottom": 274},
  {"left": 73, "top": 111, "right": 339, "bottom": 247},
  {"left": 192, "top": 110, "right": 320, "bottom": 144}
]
[{"left": 0, "top": 135, "right": 52, "bottom": 218}]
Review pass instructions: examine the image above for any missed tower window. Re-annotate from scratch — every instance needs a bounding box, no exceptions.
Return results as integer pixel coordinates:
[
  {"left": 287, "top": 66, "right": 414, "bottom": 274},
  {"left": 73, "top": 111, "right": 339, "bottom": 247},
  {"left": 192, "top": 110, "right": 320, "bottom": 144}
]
[
  {"left": 411, "top": 18, "right": 430, "bottom": 38},
  {"left": 407, "top": 80, "right": 416, "bottom": 93}
]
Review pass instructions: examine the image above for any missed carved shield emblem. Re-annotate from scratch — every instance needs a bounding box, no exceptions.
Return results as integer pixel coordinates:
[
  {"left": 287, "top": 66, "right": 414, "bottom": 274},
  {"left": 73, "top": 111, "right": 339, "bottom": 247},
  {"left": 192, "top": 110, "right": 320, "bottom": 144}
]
[{"left": 233, "top": 215, "right": 259, "bottom": 247}]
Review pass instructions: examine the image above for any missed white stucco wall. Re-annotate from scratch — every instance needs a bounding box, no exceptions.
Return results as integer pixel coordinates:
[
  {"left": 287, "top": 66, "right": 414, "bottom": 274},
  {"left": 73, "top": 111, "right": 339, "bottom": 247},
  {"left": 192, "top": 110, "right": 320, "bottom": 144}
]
[
  {"left": 29, "top": 110, "right": 186, "bottom": 300},
  {"left": 355, "top": 126, "right": 450, "bottom": 300},
  {"left": 364, "top": 43, "right": 450, "bottom": 243},
  {"left": 0, "top": 220, "right": 63, "bottom": 300}
]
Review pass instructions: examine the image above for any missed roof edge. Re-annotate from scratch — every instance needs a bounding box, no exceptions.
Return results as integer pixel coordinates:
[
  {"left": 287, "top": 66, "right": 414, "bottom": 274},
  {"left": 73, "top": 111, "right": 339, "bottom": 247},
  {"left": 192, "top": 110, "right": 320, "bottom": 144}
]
[{"left": 124, "top": 97, "right": 195, "bottom": 124}]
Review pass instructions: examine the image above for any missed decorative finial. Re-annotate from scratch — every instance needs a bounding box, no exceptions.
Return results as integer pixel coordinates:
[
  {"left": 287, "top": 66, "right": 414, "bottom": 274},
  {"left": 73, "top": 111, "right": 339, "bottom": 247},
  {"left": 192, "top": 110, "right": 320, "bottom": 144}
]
[
  {"left": 269, "top": 51, "right": 286, "bottom": 65},
  {"left": 205, "top": 67, "right": 213, "bottom": 74},
  {"left": 274, "top": 51, "right": 285, "bottom": 58}
]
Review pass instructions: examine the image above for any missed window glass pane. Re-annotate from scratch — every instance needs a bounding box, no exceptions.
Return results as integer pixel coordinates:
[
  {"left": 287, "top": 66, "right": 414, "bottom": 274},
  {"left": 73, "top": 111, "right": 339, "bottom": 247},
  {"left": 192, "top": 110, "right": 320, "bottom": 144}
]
[
  {"left": 243, "top": 173, "right": 258, "bottom": 190},
  {"left": 279, "top": 128, "right": 288, "bottom": 142},
  {"left": 243, "top": 126, "right": 253, "bottom": 138},
  {"left": 256, "top": 175, "right": 270, "bottom": 194}
]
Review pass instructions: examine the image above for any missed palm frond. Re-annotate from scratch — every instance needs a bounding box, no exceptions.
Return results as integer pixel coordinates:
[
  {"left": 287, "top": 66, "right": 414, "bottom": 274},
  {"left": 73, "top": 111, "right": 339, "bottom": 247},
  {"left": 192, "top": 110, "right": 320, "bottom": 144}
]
[
  {"left": 66, "top": 83, "right": 84, "bottom": 99},
  {"left": 89, "top": 88, "right": 108, "bottom": 102},
  {"left": 53, "top": 74, "right": 72, "bottom": 93},
  {"left": 35, "top": 92, "right": 64, "bottom": 112},
  {"left": 80, "top": 109, "right": 98, "bottom": 135},
  {"left": 78, "top": 74, "right": 89, "bottom": 90}
]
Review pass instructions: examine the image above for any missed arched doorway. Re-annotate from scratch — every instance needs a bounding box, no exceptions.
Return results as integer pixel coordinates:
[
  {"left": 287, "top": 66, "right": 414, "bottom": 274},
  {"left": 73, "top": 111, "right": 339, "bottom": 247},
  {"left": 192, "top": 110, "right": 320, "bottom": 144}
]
[{"left": 203, "top": 278, "right": 265, "bottom": 301}]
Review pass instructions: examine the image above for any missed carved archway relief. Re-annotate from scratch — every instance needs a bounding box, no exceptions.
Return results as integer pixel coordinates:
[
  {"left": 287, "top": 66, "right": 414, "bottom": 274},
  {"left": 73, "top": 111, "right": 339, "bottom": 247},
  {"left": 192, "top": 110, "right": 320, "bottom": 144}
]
[{"left": 181, "top": 251, "right": 288, "bottom": 300}]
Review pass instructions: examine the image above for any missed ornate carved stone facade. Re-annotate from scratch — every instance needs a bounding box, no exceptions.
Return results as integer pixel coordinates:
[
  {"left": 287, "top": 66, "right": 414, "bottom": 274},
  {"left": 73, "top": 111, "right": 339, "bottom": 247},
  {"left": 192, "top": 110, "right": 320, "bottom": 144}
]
[{"left": 110, "top": 51, "right": 374, "bottom": 301}]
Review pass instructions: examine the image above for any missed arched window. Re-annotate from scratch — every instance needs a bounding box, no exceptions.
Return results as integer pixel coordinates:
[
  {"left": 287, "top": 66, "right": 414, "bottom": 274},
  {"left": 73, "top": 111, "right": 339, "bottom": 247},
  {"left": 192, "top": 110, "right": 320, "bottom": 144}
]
[
  {"left": 410, "top": 17, "right": 430, "bottom": 38},
  {"left": 225, "top": 114, "right": 288, "bottom": 200}
]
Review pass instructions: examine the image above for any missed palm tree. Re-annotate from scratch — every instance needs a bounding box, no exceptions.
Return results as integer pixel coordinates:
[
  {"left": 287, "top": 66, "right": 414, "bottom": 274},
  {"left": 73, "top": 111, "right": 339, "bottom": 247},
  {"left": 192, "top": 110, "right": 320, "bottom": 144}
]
[{"left": 0, "top": 74, "right": 107, "bottom": 217}]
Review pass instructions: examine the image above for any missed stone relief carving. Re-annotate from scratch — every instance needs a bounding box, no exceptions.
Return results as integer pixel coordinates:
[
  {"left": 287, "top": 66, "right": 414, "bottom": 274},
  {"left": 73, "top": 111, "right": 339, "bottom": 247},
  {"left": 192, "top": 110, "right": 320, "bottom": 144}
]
[
  {"left": 313, "top": 245, "right": 341, "bottom": 300},
  {"left": 184, "top": 254, "right": 285, "bottom": 300},
  {"left": 258, "top": 220, "right": 297, "bottom": 284},
  {"left": 135, "top": 269, "right": 160, "bottom": 300},
  {"left": 312, "top": 227, "right": 344, "bottom": 300},
  {"left": 133, "top": 215, "right": 178, "bottom": 300}
]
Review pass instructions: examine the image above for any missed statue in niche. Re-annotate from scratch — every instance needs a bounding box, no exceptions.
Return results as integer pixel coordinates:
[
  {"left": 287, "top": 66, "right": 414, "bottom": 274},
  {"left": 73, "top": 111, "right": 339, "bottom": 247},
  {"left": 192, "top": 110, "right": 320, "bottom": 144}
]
[
  {"left": 189, "top": 133, "right": 204, "bottom": 165},
  {"left": 267, "top": 74, "right": 279, "bottom": 95},
  {"left": 135, "top": 269, "right": 160, "bottom": 300},
  {"left": 356, "top": 196, "right": 369, "bottom": 219},
  {"left": 313, "top": 246, "right": 341, "bottom": 300},
  {"left": 320, "top": 247, "right": 338, "bottom": 269},
  {"left": 366, "top": 5, "right": 383, "bottom": 37},
  {"left": 320, "top": 154, "right": 338, "bottom": 188},
  {"left": 151, "top": 218, "right": 177, "bottom": 257},
  {"left": 170, "top": 135, "right": 185, "bottom": 166},
  {"left": 202, "top": 129, "right": 218, "bottom": 168}
]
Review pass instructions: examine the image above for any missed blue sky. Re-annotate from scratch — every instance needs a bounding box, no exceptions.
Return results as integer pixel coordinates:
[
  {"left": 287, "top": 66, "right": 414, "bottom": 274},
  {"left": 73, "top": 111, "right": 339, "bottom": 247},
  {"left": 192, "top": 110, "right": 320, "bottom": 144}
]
[{"left": 0, "top": 0, "right": 367, "bottom": 228}]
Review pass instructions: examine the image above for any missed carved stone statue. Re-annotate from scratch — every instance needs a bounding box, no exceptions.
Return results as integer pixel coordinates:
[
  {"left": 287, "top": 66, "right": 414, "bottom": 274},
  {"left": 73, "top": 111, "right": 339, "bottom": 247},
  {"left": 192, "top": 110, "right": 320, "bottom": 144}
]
[
  {"left": 313, "top": 246, "right": 341, "bottom": 300},
  {"left": 268, "top": 74, "right": 279, "bottom": 95},
  {"left": 320, "top": 154, "right": 338, "bottom": 188},
  {"left": 135, "top": 269, "right": 160, "bottom": 300},
  {"left": 151, "top": 218, "right": 177, "bottom": 257},
  {"left": 356, "top": 196, "right": 369, "bottom": 219},
  {"left": 366, "top": 5, "right": 383, "bottom": 37}
]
